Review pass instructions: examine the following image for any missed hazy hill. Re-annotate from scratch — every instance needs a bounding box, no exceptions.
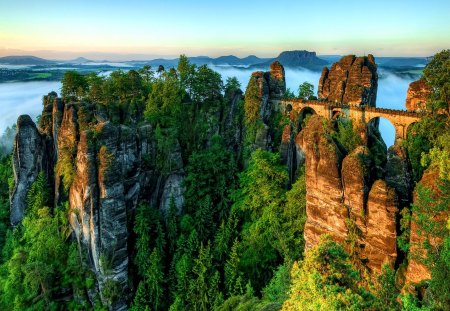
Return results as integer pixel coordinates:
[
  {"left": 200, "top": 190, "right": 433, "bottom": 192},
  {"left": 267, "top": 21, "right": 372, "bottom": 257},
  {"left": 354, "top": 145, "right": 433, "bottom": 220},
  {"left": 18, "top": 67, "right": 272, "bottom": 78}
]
[
  {"left": 0, "top": 55, "right": 54, "bottom": 65},
  {"left": 251, "top": 50, "right": 328, "bottom": 71}
]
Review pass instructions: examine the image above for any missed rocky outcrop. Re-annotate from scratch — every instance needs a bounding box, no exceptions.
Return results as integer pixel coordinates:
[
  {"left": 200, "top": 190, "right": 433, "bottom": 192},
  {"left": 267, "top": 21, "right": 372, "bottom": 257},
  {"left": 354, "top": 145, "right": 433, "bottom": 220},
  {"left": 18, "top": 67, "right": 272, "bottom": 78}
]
[
  {"left": 245, "top": 62, "right": 286, "bottom": 151},
  {"left": 364, "top": 180, "right": 398, "bottom": 272},
  {"left": 405, "top": 167, "right": 447, "bottom": 285},
  {"left": 342, "top": 146, "right": 371, "bottom": 229},
  {"left": 297, "top": 114, "right": 400, "bottom": 274},
  {"left": 405, "top": 79, "right": 431, "bottom": 112},
  {"left": 10, "top": 115, "right": 49, "bottom": 225},
  {"left": 318, "top": 55, "right": 378, "bottom": 106},
  {"left": 266, "top": 61, "right": 286, "bottom": 99},
  {"left": 296, "top": 115, "right": 347, "bottom": 248}
]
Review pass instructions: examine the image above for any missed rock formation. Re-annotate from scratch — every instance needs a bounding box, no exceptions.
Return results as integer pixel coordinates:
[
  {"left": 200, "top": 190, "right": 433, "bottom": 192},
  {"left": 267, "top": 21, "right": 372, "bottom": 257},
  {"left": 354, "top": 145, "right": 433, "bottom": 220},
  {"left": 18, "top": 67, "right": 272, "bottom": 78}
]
[
  {"left": 364, "top": 179, "right": 398, "bottom": 271},
  {"left": 296, "top": 115, "right": 399, "bottom": 274},
  {"left": 296, "top": 115, "right": 347, "bottom": 248},
  {"left": 405, "top": 167, "right": 447, "bottom": 285},
  {"left": 405, "top": 79, "right": 431, "bottom": 112},
  {"left": 10, "top": 115, "right": 50, "bottom": 225},
  {"left": 318, "top": 55, "right": 378, "bottom": 106},
  {"left": 245, "top": 61, "right": 286, "bottom": 151},
  {"left": 11, "top": 94, "right": 187, "bottom": 310}
]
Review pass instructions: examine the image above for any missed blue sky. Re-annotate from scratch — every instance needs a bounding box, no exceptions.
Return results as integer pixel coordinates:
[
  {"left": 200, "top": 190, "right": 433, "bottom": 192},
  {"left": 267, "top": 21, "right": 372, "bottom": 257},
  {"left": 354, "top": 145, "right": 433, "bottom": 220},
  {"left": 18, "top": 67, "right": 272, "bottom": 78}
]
[{"left": 0, "top": 0, "right": 449, "bottom": 60}]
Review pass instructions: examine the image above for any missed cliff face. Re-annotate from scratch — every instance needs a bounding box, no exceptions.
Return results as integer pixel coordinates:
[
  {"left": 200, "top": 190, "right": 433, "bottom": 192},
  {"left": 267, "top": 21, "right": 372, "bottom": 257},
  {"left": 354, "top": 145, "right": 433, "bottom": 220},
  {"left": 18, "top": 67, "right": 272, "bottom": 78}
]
[
  {"left": 318, "top": 54, "right": 378, "bottom": 106},
  {"left": 10, "top": 115, "right": 52, "bottom": 225},
  {"left": 11, "top": 94, "right": 186, "bottom": 310},
  {"left": 295, "top": 115, "right": 399, "bottom": 273},
  {"left": 405, "top": 79, "right": 431, "bottom": 112}
]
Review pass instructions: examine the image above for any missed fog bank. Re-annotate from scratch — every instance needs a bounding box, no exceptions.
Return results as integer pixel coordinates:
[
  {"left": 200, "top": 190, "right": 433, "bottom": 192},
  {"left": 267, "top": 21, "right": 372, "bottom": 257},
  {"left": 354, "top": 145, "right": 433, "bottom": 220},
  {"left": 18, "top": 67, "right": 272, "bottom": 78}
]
[
  {"left": 0, "top": 81, "right": 61, "bottom": 136},
  {"left": 0, "top": 68, "right": 416, "bottom": 151}
]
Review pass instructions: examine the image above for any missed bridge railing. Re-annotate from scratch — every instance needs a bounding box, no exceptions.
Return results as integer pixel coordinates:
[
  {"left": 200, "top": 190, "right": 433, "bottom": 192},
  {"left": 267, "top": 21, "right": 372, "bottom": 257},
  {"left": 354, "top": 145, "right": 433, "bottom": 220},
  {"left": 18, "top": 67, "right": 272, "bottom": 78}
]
[{"left": 280, "top": 98, "right": 422, "bottom": 117}]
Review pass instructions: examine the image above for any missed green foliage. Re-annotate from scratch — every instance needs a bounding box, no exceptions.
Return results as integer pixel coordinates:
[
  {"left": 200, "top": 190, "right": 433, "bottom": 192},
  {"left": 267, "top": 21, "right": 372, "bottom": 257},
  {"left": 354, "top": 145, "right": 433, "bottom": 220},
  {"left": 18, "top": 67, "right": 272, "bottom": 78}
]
[
  {"left": 133, "top": 203, "right": 166, "bottom": 310},
  {"left": 374, "top": 264, "right": 400, "bottom": 310},
  {"left": 298, "top": 81, "right": 315, "bottom": 100},
  {"left": 224, "top": 76, "right": 241, "bottom": 95},
  {"left": 145, "top": 72, "right": 183, "bottom": 128},
  {"left": 154, "top": 125, "right": 178, "bottom": 174},
  {"left": 332, "top": 117, "right": 362, "bottom": 154},
  {"left": 56, "top": 146, "right": 77, "bottom": 192},
  {"left": 283, "top": 88, "right": 295, "bottom": 99},
  {"left": 282, "top": 236, "right": 375, "bottom": 311},
  {"left": 61, "top": 70, "right": 88, "bottom": 100},
  {"left": 0, "top": 174, "right": 88, "bottom": 309},
  {"left": 134, "top": 203, "right": 165, "bottom": 277},
  {"left": 184, "top": 136, "right": 237, "bottom": 239},
  {"left": 102, "top": 279, "right": 121, "bottom": 305},
  {"left": 0, "top": 155, "right": 13, "bottom": 254},
  {"left": 405, "top": 116, "right": 446, "bottom": 181},
  {"left": 398, "top": 207, "right": 412, "bottom": 253},
  {"left": 191, "top": 64, "right": 223, "bottom": 105},
  {"left": 232, "top": 150, "right": 307, "bottom": 293},
  {"left": 243, "top": 74, "right": 264, "bottom": 156},
  {"left": 422, "top": 49, "right": 450, "bottom": 111},
  {"left": 408, "top": 180, "right": 450, "bottom": 309},
  {"left": 261, "top": 262, "right": 292, "bottom": 304}
]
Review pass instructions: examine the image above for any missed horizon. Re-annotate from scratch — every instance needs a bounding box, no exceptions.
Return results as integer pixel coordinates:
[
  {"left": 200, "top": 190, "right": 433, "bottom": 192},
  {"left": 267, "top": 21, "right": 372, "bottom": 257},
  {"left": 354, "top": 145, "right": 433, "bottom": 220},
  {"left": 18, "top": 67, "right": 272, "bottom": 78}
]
[
  {"left": 0, "top": 51, "right": 435, "bottom": 63},
  {"left": 1, "top": 0, "right": 449, "bottom": 61}
]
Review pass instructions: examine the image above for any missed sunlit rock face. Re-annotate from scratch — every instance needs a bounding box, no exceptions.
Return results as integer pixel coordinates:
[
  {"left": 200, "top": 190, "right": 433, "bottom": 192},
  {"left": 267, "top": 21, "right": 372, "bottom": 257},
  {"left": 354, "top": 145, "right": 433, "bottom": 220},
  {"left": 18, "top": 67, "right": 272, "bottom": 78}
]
[
  {"left": 318, "top": 54, "right": 378, "bottom": 106},
  {"left": 405, "top": 78, "right": 431, "bottom": 112},
  {"left": 296, "top": 116, "right": 399, "bottom": 274}
]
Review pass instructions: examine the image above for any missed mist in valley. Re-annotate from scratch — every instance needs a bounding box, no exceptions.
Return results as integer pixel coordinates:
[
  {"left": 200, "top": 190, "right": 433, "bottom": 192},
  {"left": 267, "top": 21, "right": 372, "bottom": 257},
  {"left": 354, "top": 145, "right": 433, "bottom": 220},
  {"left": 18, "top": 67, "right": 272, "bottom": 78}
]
[{"left": 0, "top": 67, "right": 417, "bottom": 153}]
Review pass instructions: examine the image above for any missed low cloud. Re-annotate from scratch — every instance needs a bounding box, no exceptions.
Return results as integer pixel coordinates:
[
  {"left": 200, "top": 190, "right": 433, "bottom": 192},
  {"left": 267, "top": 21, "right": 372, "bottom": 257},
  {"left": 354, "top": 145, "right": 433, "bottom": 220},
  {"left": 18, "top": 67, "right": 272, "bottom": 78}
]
[
  {"left": 0, "top": 67, "right": 417, "bottom": 150},
  {"left": 0, "top": 81, "right": 61, "bottom": 135}
]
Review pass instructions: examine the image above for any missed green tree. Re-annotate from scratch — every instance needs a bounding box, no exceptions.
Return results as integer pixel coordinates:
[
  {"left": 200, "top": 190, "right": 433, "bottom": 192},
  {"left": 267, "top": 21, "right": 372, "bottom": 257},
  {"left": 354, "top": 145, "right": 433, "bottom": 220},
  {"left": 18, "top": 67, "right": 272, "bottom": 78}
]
[
  {"left": 224, "top": 77, "right": 241, "bottom": 95},
  {"left": 184, "top": 136, "right": 237, "bottom": 235},
  {"left": 177, "top": 54, "right": 196, "bottom": 95},
  {"left": 61, "top": 71, "right": 88, "bottom": 100},
  {"left": 282, "top": 236, "right": 375, "bottom": 311},
  {"left": 422, "top": 49, "right": 450, "bottom": 115},
  {"left": 298, "top": 81, "right": 315, "bottom": 100},
  {"left": 0, "top": 155, "right": 13, "bottom": 253}
]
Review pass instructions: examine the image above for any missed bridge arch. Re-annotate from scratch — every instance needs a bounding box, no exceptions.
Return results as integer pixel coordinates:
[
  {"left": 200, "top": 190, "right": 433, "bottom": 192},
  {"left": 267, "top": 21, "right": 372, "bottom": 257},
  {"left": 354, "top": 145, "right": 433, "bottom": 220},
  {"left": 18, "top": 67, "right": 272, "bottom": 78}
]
[
  {"left": 367, "top": 116, "right": 396, "bottom": 147},
  {"left": 298, "top": 106, "right": 316, "bottom": 130}
]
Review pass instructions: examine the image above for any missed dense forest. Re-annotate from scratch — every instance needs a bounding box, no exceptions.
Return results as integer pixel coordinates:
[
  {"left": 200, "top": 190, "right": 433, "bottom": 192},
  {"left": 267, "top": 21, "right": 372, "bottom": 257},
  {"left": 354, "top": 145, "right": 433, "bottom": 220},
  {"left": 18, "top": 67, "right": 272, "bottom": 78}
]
[{"left": 0, "top": 51, "right": 449, "bottom": 310}]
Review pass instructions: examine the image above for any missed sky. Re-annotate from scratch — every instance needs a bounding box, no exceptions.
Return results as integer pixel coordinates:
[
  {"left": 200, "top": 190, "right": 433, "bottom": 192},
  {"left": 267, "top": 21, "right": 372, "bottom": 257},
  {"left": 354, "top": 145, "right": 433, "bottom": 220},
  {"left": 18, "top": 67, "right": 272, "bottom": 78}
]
[{"left": 0, "top": 0, "right": 449, "bottom": 60}]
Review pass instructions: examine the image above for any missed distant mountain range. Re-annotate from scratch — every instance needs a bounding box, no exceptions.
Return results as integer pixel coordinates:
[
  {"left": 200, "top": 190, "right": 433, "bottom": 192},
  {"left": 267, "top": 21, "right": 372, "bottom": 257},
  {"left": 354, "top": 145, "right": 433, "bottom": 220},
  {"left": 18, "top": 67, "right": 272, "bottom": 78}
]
[
  {"left": 128, "top": 55, "right": 273, "bottom": 68},
  {"left": 0, "top": 52, "right": 431, "bottom": 71},
  {"left": 0, "top": 55, "right": 54, "bottom": 65}
]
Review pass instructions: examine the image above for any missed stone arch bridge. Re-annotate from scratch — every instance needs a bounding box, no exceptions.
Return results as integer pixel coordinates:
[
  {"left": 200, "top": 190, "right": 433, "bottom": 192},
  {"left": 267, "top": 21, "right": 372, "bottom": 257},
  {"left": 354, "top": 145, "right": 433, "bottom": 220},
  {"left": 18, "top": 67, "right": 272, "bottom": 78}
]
[{"left": 278, "top": 99, "right": 422, "bottom": 145}]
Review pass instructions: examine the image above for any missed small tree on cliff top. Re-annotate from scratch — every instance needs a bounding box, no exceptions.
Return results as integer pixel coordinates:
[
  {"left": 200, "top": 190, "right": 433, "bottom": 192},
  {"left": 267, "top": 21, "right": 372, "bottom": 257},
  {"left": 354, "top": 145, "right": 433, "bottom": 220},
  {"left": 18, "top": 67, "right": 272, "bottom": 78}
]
[{"left": 298, "top": 82, "right": 315, "bottom": 100}]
